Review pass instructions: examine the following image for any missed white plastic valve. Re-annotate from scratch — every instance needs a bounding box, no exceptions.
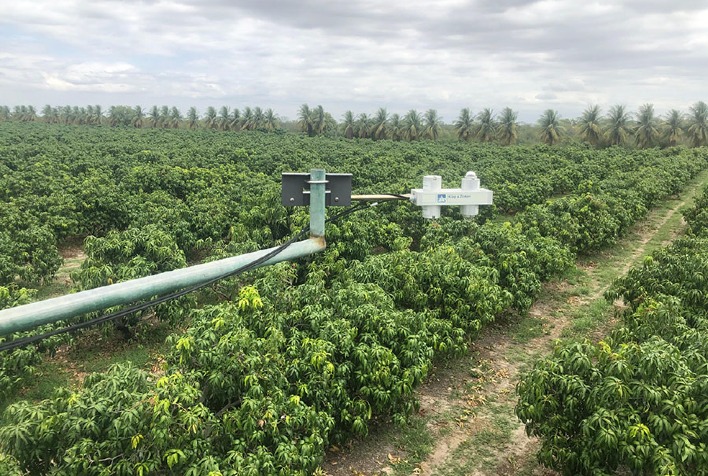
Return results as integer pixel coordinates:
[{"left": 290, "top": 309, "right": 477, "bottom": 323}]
[
  {"left": 410, "top": 171, "right": 493, "bottom": 219},
  {"left": 460, "top": 171, "right": 481, "bottom": 218},
  {"left": 421, "top": 175, "right": 442, "bottom": 219}
]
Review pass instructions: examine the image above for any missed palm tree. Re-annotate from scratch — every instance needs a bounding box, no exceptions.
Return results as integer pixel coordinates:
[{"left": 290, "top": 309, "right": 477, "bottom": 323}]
[
  {"left": 81, "top": 107, "right": 91, "bottom": 124},
  {"left": 149, "top": 106, "right": 160, "bottom": 128},
  {"left": 218, "top": 106, "right": 230, "bottom": 130},
  {"left": 52, "top": 106, "right": 62, "bottom": 124},
  {"left": 263, "top": 108, "right": 279, "bottom": 131},
  {"left": 687, "top": 101, "right": 708, "bottom": 147},
  {"left": 253, "top": 107, "right": 265, "bottom": 130},
  {"left": 59, "top": 105, "right": 73, "bottom": 124},
  {"left": 108, "top": 106, "right": 119, "bottom": 127},
  {"left": 312, "top": 105, "right": 331, "bottom": 136},
  {"left": 169, "top": 107, "right": 182, "bottom": 128},
  {"left": 402, "top": 110, "right": 423, "bottom": 141},
  {"left": 497, "top": 107, "right": 519, "bottom": 145},
  {"left": 229, "top": 108, "right": 241, "bottom": 130},
  {"left": 423, "top": 109, "right": 442, "bottom": 140},
  {"left": 42, "top": 104, "right": 53, "bottom": 123},
  {"left": 475, "top": 108, "right": 497, "bottom": 142},
  {"left": 159, "top": 106, "right": 169, "bottom": 128},
  {"left": 72, "top": 106, "right": 84, "bottom": 124},
  {"left": 605, "top": 105, "right": 632, "bottom": 146},
  {"left": 0, "top": 106, "right": 11, "bottom": 121},
  {"left": 43, "top": 105, "right": 60, "bottom": 124},
  {"left": 389, "top": 113, "right": 402, "bottom": 141},
  {"left": 203, "top": 107, "right": 217, "bottom": 129},
  {"left": 93, "top": 105, "right": 103, "bottom": 125},
  {"left": 241, "top": 107, "right": 254, "bottom": 130},
  {"left": 355, "top": 113, "right": 370, "bottom": 139},
  {"left": 454, "top": 108, "right": 474, "bottom": 141},
  {"left": 662, "top": 109, "right": 684, "bottom": 147},
  {"left": 342, "top": 111, "right": 355, "bottom": 139},
  {"left": 298, "top": 104, "right": 314, "bottom": 136},
  {"left": 372, "top": 108, "right": 389, "bottom": 140},
  {"left": 133, "top": 106, "right": 144, "bottom": 128},
  {"left": 324, "top": 113, "right": 337, "bottom": 135},
  {"left": 577, "top": 105, "right": 603, "bottom": 147},
  {"left": 634, "top": 103, "right": 659, "bottom": 148},
  {"left": 187, "top": 107, "right": 199, "bottom": 129},
  {"left": 14, "top": 105, "right": 36, "bottom": 122},
  {"left": 538, "top": 109, "right": 563, "bottom": 145}
]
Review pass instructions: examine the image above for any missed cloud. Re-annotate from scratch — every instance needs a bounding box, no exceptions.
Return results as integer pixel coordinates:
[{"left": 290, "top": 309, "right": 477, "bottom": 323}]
[
  {"left": 42, "top": 62, "right": 140, "bottom": 92},
  {"left": 0, "top": 0, "right": 707, "bottom": 121}
]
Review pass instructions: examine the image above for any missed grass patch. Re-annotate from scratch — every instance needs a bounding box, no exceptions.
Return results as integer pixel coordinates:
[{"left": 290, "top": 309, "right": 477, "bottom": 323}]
[
  {"left": 34, "top": 256, "right": 84, "bottom": 301},
  {"left": 388, "top": 416, "right": 436, "bottom": 475},
  {"left": 65, "top": 319, "right": 172, "bottom": 371},
  {"left": 436, "top": 405, "right": 518, "bottom": 476},
  {"left": 510, "top": 316, "right": 547, "bottom": 343},
  {"left": 564, "top": 299, "right": 613, "bottom": 338}
]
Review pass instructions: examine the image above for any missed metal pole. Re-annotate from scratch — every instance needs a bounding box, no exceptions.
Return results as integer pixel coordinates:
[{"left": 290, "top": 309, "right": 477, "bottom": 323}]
[
  {"left": 309, "top": 168, "right": 326, "bottom": 238},
  {"left": 351, "top": 194, "right": 411, "bottom": 201}
]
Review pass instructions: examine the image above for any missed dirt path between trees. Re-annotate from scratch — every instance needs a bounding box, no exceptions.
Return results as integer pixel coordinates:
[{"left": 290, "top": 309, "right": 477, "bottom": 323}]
[{"left": 322, "top": 174, "right": 706, "bottom": 476}]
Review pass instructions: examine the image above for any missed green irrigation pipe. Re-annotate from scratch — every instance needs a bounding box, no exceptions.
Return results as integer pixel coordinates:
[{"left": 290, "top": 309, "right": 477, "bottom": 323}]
[{"left": 0, "top": 169, "right": 327, "bottom": 337}]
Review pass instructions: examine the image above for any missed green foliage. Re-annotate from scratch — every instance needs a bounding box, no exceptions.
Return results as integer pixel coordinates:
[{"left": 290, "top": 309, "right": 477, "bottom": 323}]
[
  {"left": 72, "top": 225, "right": 192, "bottom": 328},
  {"left": 0, "top": 203, "right": 62, "bottom": 286},
  {"left": 464, "top": 222, "right": 573, "bottom": 310},
  {"left": 0, "top": 363, "right": 226, "bottom": 475},
  {"left": 607, "top": 238, "right": 708, "bottom": 317},
  {"left": 72, "top": 225, "right": 186, "bottom": 291},
  {"left": 0, "top": 286, "right": 40, "bottom": 403},
  {"left": 348, "top": 246, "right": 509, "bottom": 333},
  {"left": 516, "top": 148, "right": 707, "bottom": 254},
  {"left": 684, "top": 185, "right": 708, "bottom": 237},
  {"left": 517, "top": 328, "right": 708, "bottom": 475},
  {"left": 0, "top": 453, "right": 21, "bottom": 476},
  {"left": 0, "top": 122, "right": 707, "bottom": 474},
  {"left": 517, "top": 188, "right": 708, "bottom": 475}
]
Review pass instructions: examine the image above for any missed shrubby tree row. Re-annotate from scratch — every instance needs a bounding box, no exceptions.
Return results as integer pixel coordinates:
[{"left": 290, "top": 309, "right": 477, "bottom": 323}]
[
  {"left": 517, "top": 185, "right": 708, "bottom": 475},
  {"left": 1, "top": 122, "right": 705, "bottom": 473}
]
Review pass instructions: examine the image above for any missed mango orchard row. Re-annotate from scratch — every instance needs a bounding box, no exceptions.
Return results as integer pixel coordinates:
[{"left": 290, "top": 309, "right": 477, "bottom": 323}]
[{"left": 0, "top": 122, "right": 706, "bottom": 474}]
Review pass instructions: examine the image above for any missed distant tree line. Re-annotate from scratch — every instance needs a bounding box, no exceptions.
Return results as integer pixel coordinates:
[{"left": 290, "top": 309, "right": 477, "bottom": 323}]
[
  {"left": 0, "top": 104, "right": 280, "bottom": 132},
  {"left": 1, "top": 101, "right": 706, "bottom": 148},
  {"left": 538, "top": 102, "right": 708, "bottom": 148}
]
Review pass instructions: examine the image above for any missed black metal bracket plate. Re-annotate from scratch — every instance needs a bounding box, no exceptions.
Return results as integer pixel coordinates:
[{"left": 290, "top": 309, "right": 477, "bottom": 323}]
[{"left": 282, "top": 173, "right": 352, "bottom": 207}]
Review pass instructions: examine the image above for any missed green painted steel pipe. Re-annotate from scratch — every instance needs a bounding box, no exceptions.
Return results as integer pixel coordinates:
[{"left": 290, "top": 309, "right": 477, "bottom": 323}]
[
  {"left": 0, "top": 237, "right": 326, "bottom": 337},
  {"left": 309, "top": 168, "right": 326, "bottom": 237},
  {"left": 0, "top": 168, "right": 328, "bottom": 337}
]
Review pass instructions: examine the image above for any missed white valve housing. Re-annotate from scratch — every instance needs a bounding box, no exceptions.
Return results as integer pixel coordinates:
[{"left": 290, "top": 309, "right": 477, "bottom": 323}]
[
  {"left": 420, "top": 175, "right": 442, "bottom": 219},
  {"left": 410, "top": 171, "right": 493, "bottom": 219}
]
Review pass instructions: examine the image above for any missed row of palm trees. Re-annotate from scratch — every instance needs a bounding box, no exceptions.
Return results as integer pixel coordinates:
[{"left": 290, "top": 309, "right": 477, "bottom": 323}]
[
  {"left": 539, "top": 102, "right": 708, "bottom": 148},
  {"left": 0, "top": 105, "right": 280, "bottom": 132},
  {"left": 453, "top": 107, "right": 519, "bottom": 145},
  {"left": 337, "top": 108, "right": 452, "bottom": 142},
  {"left": 305, "top": 101, "right": 707, "bottom": 148},
  {"left": 2, "top": 102, "right": 707, "bottom": 148},
  {"left": 297, "top": 104, "right": 517, "bottom": 143},
  {"left": 201, "top": 106, "right": 280, "bottom": 131}
]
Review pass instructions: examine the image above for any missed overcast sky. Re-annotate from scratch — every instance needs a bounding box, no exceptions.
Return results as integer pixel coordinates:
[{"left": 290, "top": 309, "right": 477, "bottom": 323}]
[{"left": 1, "top": 0, "right": 707, "bottom": 123}]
